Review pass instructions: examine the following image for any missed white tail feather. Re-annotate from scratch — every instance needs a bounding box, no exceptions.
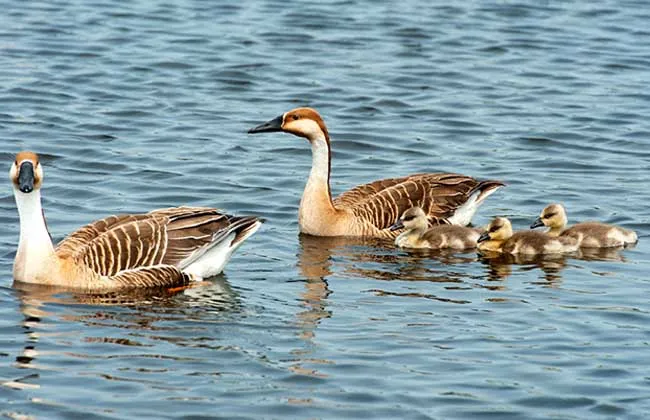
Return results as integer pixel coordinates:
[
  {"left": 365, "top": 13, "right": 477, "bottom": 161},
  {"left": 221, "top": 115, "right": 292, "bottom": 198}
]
[{"left": 183, "top": 220, "right": 262, "bottom": 279}]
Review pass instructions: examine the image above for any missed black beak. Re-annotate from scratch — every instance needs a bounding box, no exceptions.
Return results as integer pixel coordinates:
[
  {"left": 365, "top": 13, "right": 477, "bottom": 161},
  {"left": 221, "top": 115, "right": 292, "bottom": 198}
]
[
  {"left": 530, "top": 217, "right": 544, "bottom": 229},
  {"left": 248, "top": 115, "right": 284, "bottom": 134},
  {"left": 18, "top": 161, "right": 34, "bottom": 193},
  {"left": 389, "top": 220, "right": 404, "bottom": 231},
  {"left": 477, "top": 232, "right": 490, "bottom": 243}
]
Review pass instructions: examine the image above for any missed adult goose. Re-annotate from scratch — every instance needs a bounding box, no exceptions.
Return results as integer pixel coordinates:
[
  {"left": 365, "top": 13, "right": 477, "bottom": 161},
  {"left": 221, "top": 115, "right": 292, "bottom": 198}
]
[
  {"left": 10, "top": 151, "right": 263, "bottom": 290},
  {"left": 248, "top": 107, "right": 503, "bottom": 238}
]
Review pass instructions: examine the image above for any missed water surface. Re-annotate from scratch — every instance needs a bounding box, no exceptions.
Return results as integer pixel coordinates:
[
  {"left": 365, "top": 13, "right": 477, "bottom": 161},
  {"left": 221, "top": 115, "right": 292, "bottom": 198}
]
[{"left": 1, "top": 0, "right": 649, "bottom": 418}]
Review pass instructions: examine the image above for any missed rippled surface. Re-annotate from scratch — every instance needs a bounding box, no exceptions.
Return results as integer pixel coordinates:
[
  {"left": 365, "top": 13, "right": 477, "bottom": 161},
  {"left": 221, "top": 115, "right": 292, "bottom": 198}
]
[{"left": 1, "top": 0, "right": 650, "bottom": 418}]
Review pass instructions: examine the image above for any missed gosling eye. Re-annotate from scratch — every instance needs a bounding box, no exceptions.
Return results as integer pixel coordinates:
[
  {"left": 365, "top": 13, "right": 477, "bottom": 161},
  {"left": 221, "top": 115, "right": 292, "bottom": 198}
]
[
  {"left": 489, "top": 226, "right": 500, "bottom": 233},
  {"left": 291, "top": 114, "right": 300, "bottom": 121},
  {"left": 402, "top": 215, "right": 415, "bottom": 222},
  {"left": 544, "top": 212, "right": 556, "bottom": 219}
]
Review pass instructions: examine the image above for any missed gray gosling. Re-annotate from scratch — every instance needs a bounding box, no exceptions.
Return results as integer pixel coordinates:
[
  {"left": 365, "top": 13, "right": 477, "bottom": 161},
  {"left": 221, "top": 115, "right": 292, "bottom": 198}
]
[
  {"left": 531, "top": 203, "right": 638, "bottom": 248},
  {"left": 390, "top": 207, "right": 480, "bottom": 249},
  {"left": 478, "top": 217, "right": 578, "bottom": 255}
]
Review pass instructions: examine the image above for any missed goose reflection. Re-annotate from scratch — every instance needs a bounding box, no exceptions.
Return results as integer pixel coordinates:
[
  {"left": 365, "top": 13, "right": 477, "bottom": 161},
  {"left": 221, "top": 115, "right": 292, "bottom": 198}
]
[
  {"left": 478, "top": 243, "right": 632, "bottom": 285},
  {"left": 6, "top": 277, "right": 239, "bottom": 390},
  {"left": 298, "top": 234, "right": 478, "bottom": 283},
  {"left": 478, "top": 251, "right": 570, "bottom": 285}
]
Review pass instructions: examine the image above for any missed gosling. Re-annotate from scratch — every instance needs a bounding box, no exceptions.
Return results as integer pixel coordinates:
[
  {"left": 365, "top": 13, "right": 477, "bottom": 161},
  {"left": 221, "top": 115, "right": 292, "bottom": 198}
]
[
  {"left": 478, "top": 217, "right": 578, "bottom": 255},
  {"left": 390, "top": 207, "right": 480, "bottom": 249},
  {"left": 531, "top": 203, "right": 638, "bottom": 248}
]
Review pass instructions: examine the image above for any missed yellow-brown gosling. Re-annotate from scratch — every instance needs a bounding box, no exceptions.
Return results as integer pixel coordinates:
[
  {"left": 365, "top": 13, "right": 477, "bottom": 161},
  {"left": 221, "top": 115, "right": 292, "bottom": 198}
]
[
  {"left": 10, "top": 151, "right": 263, "bottom": 290},
  {"left": 390, "top": 207, "right": 480, "bottom": 249},
  {"left": 248, "top": 107, "right": 504, "bottom": 238},
  {"left": 531, "top": 203, "right": 638, "bottom": 248},
  {"left": 478, "top": 217, "right": 578, "bottom": 255}
]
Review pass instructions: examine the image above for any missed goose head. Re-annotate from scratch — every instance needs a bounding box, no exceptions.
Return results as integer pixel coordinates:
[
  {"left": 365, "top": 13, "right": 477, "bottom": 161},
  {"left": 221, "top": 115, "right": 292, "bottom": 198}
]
[
  {"left": 390, "top": 207, "right": 428, "bottom": 232},
  {"left": 478, "top": 217, "right": 513, "bottom": 243},
  {"left": 531, "top": 203, "right": 567, "bottom": 230},
  {"left": 10, "top": 151, "right": 43, "bottom": 194},
  {"left": 248, "top": 107, "right": 329, "bottom": 142}
]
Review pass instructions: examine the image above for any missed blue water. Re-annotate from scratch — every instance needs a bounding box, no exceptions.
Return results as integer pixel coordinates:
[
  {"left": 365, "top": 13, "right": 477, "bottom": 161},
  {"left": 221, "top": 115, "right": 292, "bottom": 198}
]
[{"left": 1, "top": 0, "right": 650, "bottom": 418}]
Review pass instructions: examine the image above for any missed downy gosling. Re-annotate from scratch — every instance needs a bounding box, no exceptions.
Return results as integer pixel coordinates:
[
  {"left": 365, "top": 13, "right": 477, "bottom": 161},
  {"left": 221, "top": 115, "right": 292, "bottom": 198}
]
[
  {"left": 478, "top": 217, "right": 578, "bottom": 255},
  {"left": 390, "top": 207, "right": 480, "bottom": 249},
  {"left": 531, "top": 203, "right": 637, "bottom": 248}
]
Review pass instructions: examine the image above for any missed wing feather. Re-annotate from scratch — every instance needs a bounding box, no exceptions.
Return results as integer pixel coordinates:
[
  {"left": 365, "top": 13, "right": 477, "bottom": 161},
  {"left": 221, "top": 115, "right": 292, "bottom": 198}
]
[
  {"left": 109, "top": 265, "right": 192, "bottom": 289},
  {"left": 334, "top": 173, "right": 503, "bottom": 230},
  {"left": 55, "top": 207, "right": 261, "bottom": 277}
]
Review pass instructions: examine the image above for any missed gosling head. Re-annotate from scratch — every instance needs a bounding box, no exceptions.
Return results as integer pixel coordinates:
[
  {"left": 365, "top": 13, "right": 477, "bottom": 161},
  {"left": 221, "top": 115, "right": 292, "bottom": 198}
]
[
  {"left": 389, "top": 207, "right": 428, "bottom": 232},
  {"left": 248, "top": 107, "right": 329, "bottom": 142},
  {"left": 9, "top": 151, "right": 43, "bottom": 194},
  {"left": 478, "top": 217, "right": 513, "bottom": 243},
  {"left": 531, "top": 203, "right": 567, "bottom": 230}
]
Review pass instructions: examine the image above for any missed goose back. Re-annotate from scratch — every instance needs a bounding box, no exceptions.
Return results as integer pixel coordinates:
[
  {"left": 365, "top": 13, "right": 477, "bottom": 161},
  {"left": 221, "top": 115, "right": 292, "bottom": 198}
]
[
  {"left": 56, "top": 206, "right": 247, "bottom": 277},
  {"left": 334, "top": 173, "right": 503, "bottom": 230}
]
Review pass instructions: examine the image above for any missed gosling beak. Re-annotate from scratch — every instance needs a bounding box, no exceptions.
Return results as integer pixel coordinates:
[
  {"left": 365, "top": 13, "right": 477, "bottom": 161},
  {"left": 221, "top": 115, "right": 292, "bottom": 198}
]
[
  {"left": 389, "top": 220, "right": 404, "bottom": 231},
  {"left": 248, "top": 115, "right": 284, "bottom": 134},
  {"left": 17, "top": 161, "right": 35, "bottom": 193},
  {"left": 530, "top": 217, "right": 545, "bottom": 229},
  {"left": 477, "top": 232, "right": 490, "bottom": 243}
]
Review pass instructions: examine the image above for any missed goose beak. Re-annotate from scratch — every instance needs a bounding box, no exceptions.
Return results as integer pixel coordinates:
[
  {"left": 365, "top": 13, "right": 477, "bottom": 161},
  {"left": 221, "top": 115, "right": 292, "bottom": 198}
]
[
  {"left": 477, "top": 232, "right": 490, "bottom": 243},
  {"left": 389, "top": 220, "right": 404, "bottom": 231},
  {"left": 248, "top": 115, "right": 284, "bottom": 134},
  {"left": 530, "top": 217, "right": 544, "bottom": 229},
  {"left": 18, "top": 161, "right": 35, "bottom": 193}
]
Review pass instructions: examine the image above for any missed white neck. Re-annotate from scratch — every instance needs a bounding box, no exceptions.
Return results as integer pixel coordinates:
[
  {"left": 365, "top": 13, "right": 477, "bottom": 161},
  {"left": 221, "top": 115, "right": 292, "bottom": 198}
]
[
  {"left": 13, "top": 188, "right": 56, "bottom": 282},
  {"left": 298, "top": 135, "right": 337, "bottom": 233},
  {"left": 307, "top": 136, "right": 330, "bottom": 187}
]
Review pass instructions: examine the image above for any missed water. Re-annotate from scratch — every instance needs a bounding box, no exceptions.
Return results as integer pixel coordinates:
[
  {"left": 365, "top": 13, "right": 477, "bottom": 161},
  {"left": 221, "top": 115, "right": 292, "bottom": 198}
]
[{"left": 1, "top": 0, "right": 649, "bottom": 418}]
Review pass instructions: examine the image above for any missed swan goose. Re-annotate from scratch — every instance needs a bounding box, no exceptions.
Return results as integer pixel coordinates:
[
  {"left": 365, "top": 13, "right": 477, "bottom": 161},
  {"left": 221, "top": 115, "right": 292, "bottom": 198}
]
[
  {"left": 10, "top": 151, "right": 263, "bottom": 290},
  {"left": 390, "top": 206, "right": 480, "bottom": 249},
  {"left": 478, "top": 217, "right": 578, "bottom": 255},
  {"left": 531, "top": 203, "right": 638, "bottom": 248},
  {"left": 248, "top": 107, "right": 504, "bottom": 238}
]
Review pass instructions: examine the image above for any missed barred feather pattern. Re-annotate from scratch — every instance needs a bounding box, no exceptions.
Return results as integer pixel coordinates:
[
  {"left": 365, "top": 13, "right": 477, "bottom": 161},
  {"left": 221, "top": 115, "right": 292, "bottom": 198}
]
[
  {"left": 110, "top": 265, "right": 193, "bottom": 289},
  {"left": 54, "top": 206, "right": 256, "bottom": 288},
  {"left": 333, "top": 173, "right": 504, "bottom": 234}
]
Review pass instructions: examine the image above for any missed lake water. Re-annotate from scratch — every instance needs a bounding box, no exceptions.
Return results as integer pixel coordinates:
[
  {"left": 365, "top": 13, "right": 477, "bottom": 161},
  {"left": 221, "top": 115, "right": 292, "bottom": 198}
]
[{"left": 1, "top": 0, "right": 649, "bottom": 418}]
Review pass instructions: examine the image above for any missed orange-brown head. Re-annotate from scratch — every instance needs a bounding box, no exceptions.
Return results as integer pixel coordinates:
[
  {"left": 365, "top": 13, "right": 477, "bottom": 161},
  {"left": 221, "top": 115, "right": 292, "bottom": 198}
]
[
  {"left": 9, "top": 151, "right": 43, "bottom": 194},
  {"left": 248, "top": 107, "right": 329, "bottom": 141}
]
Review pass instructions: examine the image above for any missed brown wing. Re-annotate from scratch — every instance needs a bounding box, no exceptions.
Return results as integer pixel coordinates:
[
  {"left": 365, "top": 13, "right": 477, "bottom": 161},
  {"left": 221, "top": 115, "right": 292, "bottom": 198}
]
[
  {"left": 109, "top": 265, "right": 193, "bottom": 289},
  {"left": 334, "top": 175, "right": 411, "bottom": 208},
  {"left": 334, "top": 173, "right": 502, "bottom": 230},
  {"left": 55, "top": 207, "right": 247, "bottom": 277}
]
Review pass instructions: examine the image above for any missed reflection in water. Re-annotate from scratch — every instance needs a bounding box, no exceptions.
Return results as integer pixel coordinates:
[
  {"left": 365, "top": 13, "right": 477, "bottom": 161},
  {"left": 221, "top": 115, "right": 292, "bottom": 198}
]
[
  {"left": 478, "top": 251, "right": 569, "bottom": 286},
  {"left": 292, "top": 234, "right": 484, "bottom": 377},
  {"left": 6, "top": 278, "right": 239, "bottom": 391},
  {"left": 298, "top": 234, "right": 478, "bottom": 283},
  {"left": 478, "top": 245, "right": 631, "bottom": 285},
  {"left": 576, "top": 246, "right": 631, "bottom": 262}
]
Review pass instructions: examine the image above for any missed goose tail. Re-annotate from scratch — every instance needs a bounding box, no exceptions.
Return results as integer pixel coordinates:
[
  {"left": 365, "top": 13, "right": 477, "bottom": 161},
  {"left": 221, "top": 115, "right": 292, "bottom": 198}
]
[{"left": 182, "top": 216, "right": 264, "bottom": 279}]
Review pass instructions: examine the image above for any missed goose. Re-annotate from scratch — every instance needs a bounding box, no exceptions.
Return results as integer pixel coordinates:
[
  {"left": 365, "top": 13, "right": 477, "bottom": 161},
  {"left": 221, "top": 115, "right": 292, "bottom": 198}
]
[
  {"left": 10, "top": 151, "right": 263, "bottom": 290},
  {"left": 531, "top": 203, "right": 638, "bottom": 248},
  {"left": 389, "top": 206, "right": 480, "bottom": 249},
  {"left": 248, "top": 107, "right": 504, "bottom": 238},
  {"left": 478, "top": 217, "right": 578, "bottom": 255}
]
